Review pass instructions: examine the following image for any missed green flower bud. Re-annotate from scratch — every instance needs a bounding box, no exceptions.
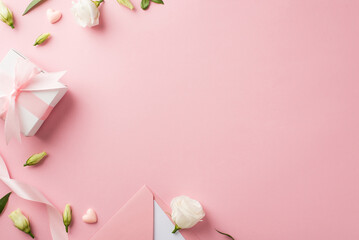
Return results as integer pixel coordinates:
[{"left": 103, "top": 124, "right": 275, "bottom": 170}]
[
  {"left": 34, "top": 33, "right": 51, "bottom": 46},
  {"left": 8, "top": 209, "right": 35, "bottom": 238},
  {"left": 0, "top": 0, "right": 14, "bottom": 29},
  {"left": 24, "top": 151, "right": 47, "bottom": 167},
  {"left": 63, "top": 204, "right": 72, "bottom": 233}
]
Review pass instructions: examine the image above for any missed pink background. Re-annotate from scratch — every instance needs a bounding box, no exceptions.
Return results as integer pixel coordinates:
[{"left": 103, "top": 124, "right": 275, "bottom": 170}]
[{"left": 1, "top": 0, "right": 359, "bottom": 239}]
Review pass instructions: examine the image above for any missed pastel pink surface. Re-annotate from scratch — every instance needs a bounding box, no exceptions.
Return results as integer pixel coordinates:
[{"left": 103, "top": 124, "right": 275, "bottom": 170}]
[{"left": 0, "top": 1, "right": 359, "bottom": 240}]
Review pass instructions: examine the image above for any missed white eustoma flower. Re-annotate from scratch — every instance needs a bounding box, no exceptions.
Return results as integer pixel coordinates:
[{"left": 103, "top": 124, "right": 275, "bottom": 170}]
[
  {"left": 0, "top": 0, "right": 14, "bottom": 28},
  {"left": 71, "top": 0, "right": 103, "bottom": 28},
  {"left": 9, "top": 209, "right": 35, "bottom": 238},
  {"left": 170, "top": 196, "right": 205, "bottom": 233}
]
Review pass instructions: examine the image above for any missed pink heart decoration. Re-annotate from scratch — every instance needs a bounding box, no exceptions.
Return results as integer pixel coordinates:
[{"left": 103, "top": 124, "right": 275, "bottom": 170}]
[
  {"left": 82, "top": 208, "right": 98, "bottom": 224},
  {"left": 46, "top": 9, "right": 62, "bottom": 24}
]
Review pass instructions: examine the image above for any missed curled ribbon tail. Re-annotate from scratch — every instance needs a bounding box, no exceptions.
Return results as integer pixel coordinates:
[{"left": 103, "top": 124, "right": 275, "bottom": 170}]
[
  {"left": 0, "top": 96, "right": 8, "bottom": 117},
  {"left": 48, "top": 206, "right": 69, "bottom": 240},
  {"left": 0, "top": 155, "right": 68, "bottom": 240},
  {"left": 4, "top": 96, "right": 21, "bottom": 144}
]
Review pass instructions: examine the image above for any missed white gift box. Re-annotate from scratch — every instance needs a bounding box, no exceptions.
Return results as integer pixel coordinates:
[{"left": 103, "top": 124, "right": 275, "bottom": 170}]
[{"left": 0, "top": 49, "right": 67, "bottom": 137}]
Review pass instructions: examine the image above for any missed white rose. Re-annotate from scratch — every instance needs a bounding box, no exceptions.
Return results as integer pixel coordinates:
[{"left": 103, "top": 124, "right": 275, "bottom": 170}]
[
  {"left": 71, "top": 0, "right": 101, "bottom": 28},
  {"left": 170, "top": 196, "right": 205, "bottom": 233}
]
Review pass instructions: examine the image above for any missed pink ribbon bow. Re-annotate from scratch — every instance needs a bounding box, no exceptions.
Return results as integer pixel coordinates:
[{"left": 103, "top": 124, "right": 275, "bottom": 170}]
[{"left": 0, "top": 58, "right": 66, "bottom": 143}]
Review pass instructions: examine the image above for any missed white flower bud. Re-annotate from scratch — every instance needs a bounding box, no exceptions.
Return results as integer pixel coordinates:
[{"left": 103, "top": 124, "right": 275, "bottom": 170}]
[
  {"left": 8, "top": 209, "right": 34, "bottom": 238},
  {"left": 0, "top": 0, "right": 14, "bottom": 29},
  {"left": 63, "top": 204, "right": 72, "bottom": 233}
]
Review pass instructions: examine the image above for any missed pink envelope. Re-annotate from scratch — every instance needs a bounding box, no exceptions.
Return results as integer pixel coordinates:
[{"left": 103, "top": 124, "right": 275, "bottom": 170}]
[{"left": 91, "top": 186, "right": 200, "bottom": 240}]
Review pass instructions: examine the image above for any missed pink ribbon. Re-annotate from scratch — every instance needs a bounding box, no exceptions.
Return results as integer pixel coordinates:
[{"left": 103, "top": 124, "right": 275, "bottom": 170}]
[
  {"left": 0, "top": 154, "right": 68, "bottom": 240},
  {"left": 0, "top": 58, "right": 66, "bottom": 143}
]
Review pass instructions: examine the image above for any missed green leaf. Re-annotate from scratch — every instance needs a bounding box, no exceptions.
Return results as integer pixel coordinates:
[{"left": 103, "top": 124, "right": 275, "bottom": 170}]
[
  {"left": 151, "top": 0, "right": 164, "bottom": 4},
  {"left": 23, "top": 0, "right": 44, "bottom": 16},
  {"left": 116, "top": 0, "right": 134, "bottom": 10},
  {"left": 0, "top": 192, "right": 11, "bottom": 215},
  {"left": 141, "top": 0, "right": 150, "bottom": 10},
  {"left": 216, "top": 230, "right": 235, "bottom": 240}
]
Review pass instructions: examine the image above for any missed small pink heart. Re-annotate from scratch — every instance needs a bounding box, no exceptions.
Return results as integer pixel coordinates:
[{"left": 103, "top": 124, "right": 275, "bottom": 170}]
[
  {"left": 82, "top": 208, "right": 98, "bottom": 224},
  {"left": 47, "top": 9, "right": 62, "bottom": 24}
]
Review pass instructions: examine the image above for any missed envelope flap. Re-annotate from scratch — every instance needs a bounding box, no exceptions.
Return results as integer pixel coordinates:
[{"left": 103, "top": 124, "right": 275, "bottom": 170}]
[
  {"left": 91, "top": 186, "right": 154, "bottom": 240},
  {"left": 154, "top": 201, "right": 185, "bottom": 240}
]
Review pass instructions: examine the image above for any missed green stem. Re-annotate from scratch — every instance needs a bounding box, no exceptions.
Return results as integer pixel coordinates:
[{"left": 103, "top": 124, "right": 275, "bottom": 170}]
[
  {"left": 216, "top": 229, "right": 235, "bottom": 240},
  {"left": 93, "top": 0, "right": 104, "bottom": 7},
  {"left": 172, "top": 224, "right": 181, "bottom": 234},
  {"left": 28, "top": 232, "right": 35, "bottom": 238},
  {"left": 65, "top": 225, "right": 69, "bottom": 233}
]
